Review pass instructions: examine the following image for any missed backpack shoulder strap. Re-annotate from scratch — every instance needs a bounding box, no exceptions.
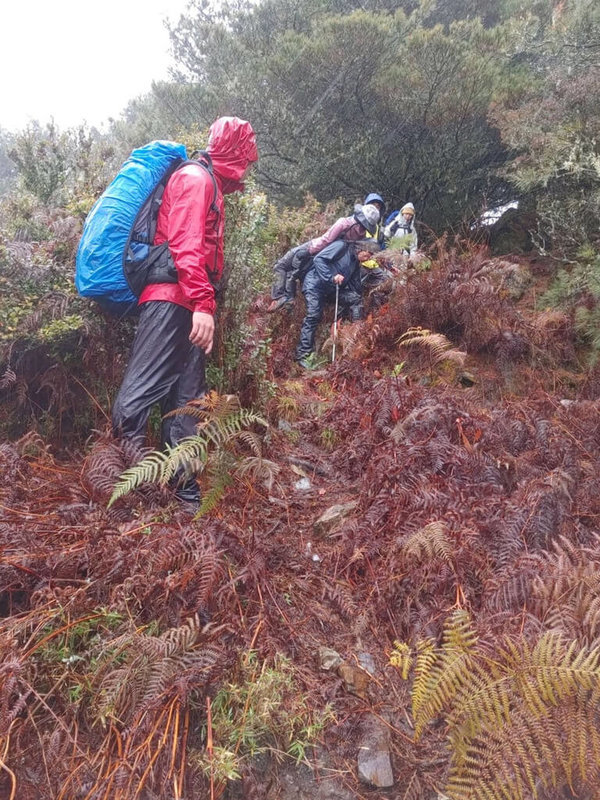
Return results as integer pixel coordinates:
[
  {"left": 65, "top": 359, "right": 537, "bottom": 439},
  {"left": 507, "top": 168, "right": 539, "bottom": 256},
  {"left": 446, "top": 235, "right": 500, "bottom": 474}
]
[{"left": 187, "top": 150, "right": 219, "bottom": 215}]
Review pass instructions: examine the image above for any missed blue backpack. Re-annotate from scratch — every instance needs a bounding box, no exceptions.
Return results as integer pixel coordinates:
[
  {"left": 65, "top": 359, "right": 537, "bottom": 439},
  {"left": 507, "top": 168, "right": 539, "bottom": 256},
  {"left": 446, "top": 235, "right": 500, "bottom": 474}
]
[{"left": 75, "top": 141, "right": 216, "bottom": 316}]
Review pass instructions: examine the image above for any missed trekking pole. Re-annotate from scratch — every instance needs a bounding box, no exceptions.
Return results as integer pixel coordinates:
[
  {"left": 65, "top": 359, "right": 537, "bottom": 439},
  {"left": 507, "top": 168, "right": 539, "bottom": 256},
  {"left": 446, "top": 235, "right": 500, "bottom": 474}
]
[{"left": 332, "top": 282, "right": 340, "bottom": 363}]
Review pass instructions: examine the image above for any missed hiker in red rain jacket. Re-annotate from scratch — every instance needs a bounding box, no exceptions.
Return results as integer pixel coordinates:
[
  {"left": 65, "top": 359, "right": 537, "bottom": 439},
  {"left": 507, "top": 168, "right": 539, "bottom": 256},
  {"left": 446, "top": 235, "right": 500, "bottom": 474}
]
[{"left": 112, "top": 116, "right": 258, "bottom": 507}]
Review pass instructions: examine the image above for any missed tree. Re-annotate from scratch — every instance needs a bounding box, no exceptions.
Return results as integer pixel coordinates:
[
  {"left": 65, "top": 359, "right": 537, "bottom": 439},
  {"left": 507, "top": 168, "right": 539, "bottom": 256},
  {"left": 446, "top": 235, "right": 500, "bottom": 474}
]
[
  {"left": 162, "top": 0, "right": 513, "bottom": 230},
  {"left": 0, "top": 129, "right": 17, "bottom": 197},
  {"left": 491, "top": 0, "right": 600, "bottom": 254},
  {"left": 9, "top": 122, "right": 72, "bottom": 205}
]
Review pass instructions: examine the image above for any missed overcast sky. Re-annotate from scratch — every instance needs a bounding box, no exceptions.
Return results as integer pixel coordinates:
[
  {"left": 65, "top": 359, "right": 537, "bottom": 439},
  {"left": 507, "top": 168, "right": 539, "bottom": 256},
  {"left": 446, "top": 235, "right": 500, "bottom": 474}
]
[{"left": 1, "top": 0, "right": 190, "bottom": 132}]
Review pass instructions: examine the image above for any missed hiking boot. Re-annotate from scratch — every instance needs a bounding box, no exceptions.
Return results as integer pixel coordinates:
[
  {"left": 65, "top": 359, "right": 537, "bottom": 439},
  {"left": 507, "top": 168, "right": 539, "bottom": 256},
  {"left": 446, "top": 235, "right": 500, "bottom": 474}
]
[
  {"left": 297, "top": 356, "right": 316, "bottom": 370},
  {"left": 174, "top": 482, "right": 201, "bottom": 512},
  {"left": 267, "top": 297, "right": 291, "bottom": 313}
]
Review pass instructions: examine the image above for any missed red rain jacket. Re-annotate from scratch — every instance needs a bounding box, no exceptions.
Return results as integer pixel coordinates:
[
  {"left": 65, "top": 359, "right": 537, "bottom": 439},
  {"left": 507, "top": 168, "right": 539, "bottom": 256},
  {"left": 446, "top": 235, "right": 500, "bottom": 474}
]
[{"left": 139, "top": 117, "right": 258, "bottom": 315}]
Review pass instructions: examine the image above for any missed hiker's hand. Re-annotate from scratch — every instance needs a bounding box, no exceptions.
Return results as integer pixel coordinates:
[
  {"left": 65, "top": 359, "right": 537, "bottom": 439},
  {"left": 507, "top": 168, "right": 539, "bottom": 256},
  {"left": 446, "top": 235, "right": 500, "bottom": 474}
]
[
  {"left": 190, "top": 311, "right": 214, "bottom": 354},
  {"left": 333, "top": 274, "right": 345, "bottom": 285}
]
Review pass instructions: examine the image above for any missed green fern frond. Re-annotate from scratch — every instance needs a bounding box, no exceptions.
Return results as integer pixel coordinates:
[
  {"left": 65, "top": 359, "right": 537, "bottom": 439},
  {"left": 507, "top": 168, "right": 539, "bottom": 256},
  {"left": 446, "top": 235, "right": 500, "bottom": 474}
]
[
  {"left": 108, "top": 395, "right": 268, "bottom": 507},
  {"left": 108, "top": 451, "right": 171, "bottom": 506},
  {"left": 197, "top": 475, "right": 232, "bottom": 517},
  {"left": 163, "top": 435, "right": 209, "bottom": 480},
  {"left": 198, "top": 409, "right": 266, "bottom": 448}
]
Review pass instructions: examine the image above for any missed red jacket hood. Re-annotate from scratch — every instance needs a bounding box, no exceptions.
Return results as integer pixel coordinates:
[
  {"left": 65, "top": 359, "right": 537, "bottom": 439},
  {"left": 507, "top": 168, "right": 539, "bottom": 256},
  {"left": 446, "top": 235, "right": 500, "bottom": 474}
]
[{"left": 207, "top": 116, "right": 258, "bottom": 194}]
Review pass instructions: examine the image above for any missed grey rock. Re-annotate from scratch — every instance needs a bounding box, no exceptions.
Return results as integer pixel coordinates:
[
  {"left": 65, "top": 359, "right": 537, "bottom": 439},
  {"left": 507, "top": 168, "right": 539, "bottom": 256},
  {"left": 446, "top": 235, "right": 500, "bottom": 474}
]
[
  {"left": 314, "top": 502, "right": 358, "bottom": 535},
  {"left": 357, "top": 747, "right": 394, "bottom": 788},
  {"left": 357, "top": 652, "right": 376, "bottom": 676},
  {"left": 500, "top": 261, "right": 532, "bottom": 300},
  {"left": 294, "top": 477, "right": 312, "bottom": 491},
  {"left": 357, "top": 714, "right": 394, "bottom": 788},
  {"left": 318, "top": 646, "right": 344, "bottom": 671}
]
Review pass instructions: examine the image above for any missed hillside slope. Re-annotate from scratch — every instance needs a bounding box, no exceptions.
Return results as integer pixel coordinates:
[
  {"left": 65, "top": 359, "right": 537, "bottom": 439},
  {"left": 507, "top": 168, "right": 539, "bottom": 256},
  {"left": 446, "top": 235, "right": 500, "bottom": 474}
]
[{"left": 1, "top": 248, "right": 600, "bottom": 800}]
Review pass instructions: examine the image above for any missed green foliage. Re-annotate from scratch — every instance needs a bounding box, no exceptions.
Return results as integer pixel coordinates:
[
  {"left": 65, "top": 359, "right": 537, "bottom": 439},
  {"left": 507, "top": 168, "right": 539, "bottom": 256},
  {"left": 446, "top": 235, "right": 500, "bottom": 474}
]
[
  {"left": 211, "top": 184, "right": 276, "bottom": 400},
  {"left": 0, "top": 128, "right": 17, "bottom": 196},
  {"left": 1, "top": 191, "right": 52, "bottom": 241},
  {"left": 539, "top": 251, "right": 600, "bottom": 363},
  {"left": 492, "top": 0, "right": 600, "bottom": 256},
  {"left": 36, "top": 608, "right": 124, "bottom": 666},
  {"left": 392, "top": 610, "right": 600, "bottom": 799},
  {"left": 9, "top": 122, "right": 72, "bottom": 204},
  {"left": 37, "top": 314, "right": 85, "bottom": 351},
  {"left": 152, "top": 2, "right": 514, "bottom": 229},
  {"left": 109, "top": 393, "right": 272, "bottom": 512},
  {"left": 387, "top": 233, "right": 415, "bottom": 252},
  {"left": 6, "top": 121, "right": 123, "bottom": 212},
  {"left": 195, "top": 651, "right": 332, "bottom": 781},
  {"left": 541, "top": 253, "right": 600, "bottom": 309},
  {"left": 319, "top": 427, "right": 338, "bottom": 451}
]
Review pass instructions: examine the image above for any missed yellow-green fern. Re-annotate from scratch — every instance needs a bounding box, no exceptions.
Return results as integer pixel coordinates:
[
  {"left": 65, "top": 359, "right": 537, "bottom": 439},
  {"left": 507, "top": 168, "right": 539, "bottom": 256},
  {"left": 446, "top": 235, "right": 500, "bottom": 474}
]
[{"left": 391, "top": 611, "right": 600, "bottom": 799}]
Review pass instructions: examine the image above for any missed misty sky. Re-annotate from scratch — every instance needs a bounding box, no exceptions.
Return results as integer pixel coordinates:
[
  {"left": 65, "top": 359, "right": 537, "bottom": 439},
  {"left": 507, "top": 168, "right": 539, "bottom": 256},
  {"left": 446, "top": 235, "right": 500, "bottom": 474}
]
[{"left": 1, "top": 0, "right": 189, "bottom": 131}]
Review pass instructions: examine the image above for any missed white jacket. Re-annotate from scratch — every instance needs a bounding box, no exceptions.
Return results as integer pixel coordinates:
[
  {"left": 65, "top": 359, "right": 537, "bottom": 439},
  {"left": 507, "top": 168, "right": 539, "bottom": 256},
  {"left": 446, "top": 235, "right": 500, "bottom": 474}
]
[{"left": 384, "top": 214, "right": 418, "bottom": 255}]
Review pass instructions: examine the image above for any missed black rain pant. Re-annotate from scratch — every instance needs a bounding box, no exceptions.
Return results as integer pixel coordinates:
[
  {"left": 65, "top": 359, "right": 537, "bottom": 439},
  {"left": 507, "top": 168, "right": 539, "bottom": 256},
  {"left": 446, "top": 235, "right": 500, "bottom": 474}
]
[
  {"left": 112, "top": 301, "right": 206, "bottom": 454},
  {"left": 271, "top": 247, "right": 299, "bottom": 301},
  {"left": 295, "top": 272, "right": 363, "bottom": 361}
]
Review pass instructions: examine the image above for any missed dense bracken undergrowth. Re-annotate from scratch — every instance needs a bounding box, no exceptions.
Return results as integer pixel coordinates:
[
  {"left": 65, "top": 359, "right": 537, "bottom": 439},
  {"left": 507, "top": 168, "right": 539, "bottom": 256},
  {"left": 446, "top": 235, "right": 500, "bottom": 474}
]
[{"left": 2, "top": 237, "right": 600, "bottom": 799}]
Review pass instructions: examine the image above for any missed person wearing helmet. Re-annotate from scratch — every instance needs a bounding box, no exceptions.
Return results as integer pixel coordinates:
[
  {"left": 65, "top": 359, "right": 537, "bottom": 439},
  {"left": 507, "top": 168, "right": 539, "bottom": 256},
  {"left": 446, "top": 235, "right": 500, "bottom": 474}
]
[
  {"left": 267, "top": 203, "right": 380, "bottom": 313},
  {"left": 360, "top": 192, "right": 390, "bottom": 294},
  {"left": 295, "top": 220, "right": 380, "bottom": 369},
  {"left": 363, "top": 192, "right": 386, "bottom": 249},
  {"left": 383, "top": 202, "right": 418, "bottom": 256},
  {"left": 112, "top": 116, "right": 258, "bottom": 507}
]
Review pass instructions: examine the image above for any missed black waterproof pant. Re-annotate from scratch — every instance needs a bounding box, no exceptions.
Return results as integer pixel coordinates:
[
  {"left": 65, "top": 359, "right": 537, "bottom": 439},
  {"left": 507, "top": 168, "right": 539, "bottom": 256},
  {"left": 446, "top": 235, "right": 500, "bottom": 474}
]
[
  {"left": 271, "top": 247, "right": 299, "bottom": 301},
  {"left": 112, "top": 301, "right": 206, "bottom": 451},
  {"left": 295, "top": 272, "right": 363, "bottom": 360}
]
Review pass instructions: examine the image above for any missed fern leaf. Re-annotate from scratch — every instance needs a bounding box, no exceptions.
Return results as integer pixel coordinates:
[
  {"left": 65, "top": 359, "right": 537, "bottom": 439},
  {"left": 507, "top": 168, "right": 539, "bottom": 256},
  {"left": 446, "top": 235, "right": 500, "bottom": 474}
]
[
  {"left": 108, "top": 395, "right": 267, "bottom": 507},
  {"left": 108, "top": 451, "right": 170, "bottom": 506},
  {"left": 234, "top": 457, "right": 280, "bottom": 491},
  {"left": 197, "top": 478, "right": 230, "bottom": 517},
  {"left": 389, "top": 641, "right": 413, "bottom": 679},
  {"left": 397, "top": 326, "right": 466, "bottom": 367},
  {"left": 402, "top": 521, "right": 453, "bottom": 564},
  {"left": 235, "top": 430, "right": 263, "bottom": 456}
]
